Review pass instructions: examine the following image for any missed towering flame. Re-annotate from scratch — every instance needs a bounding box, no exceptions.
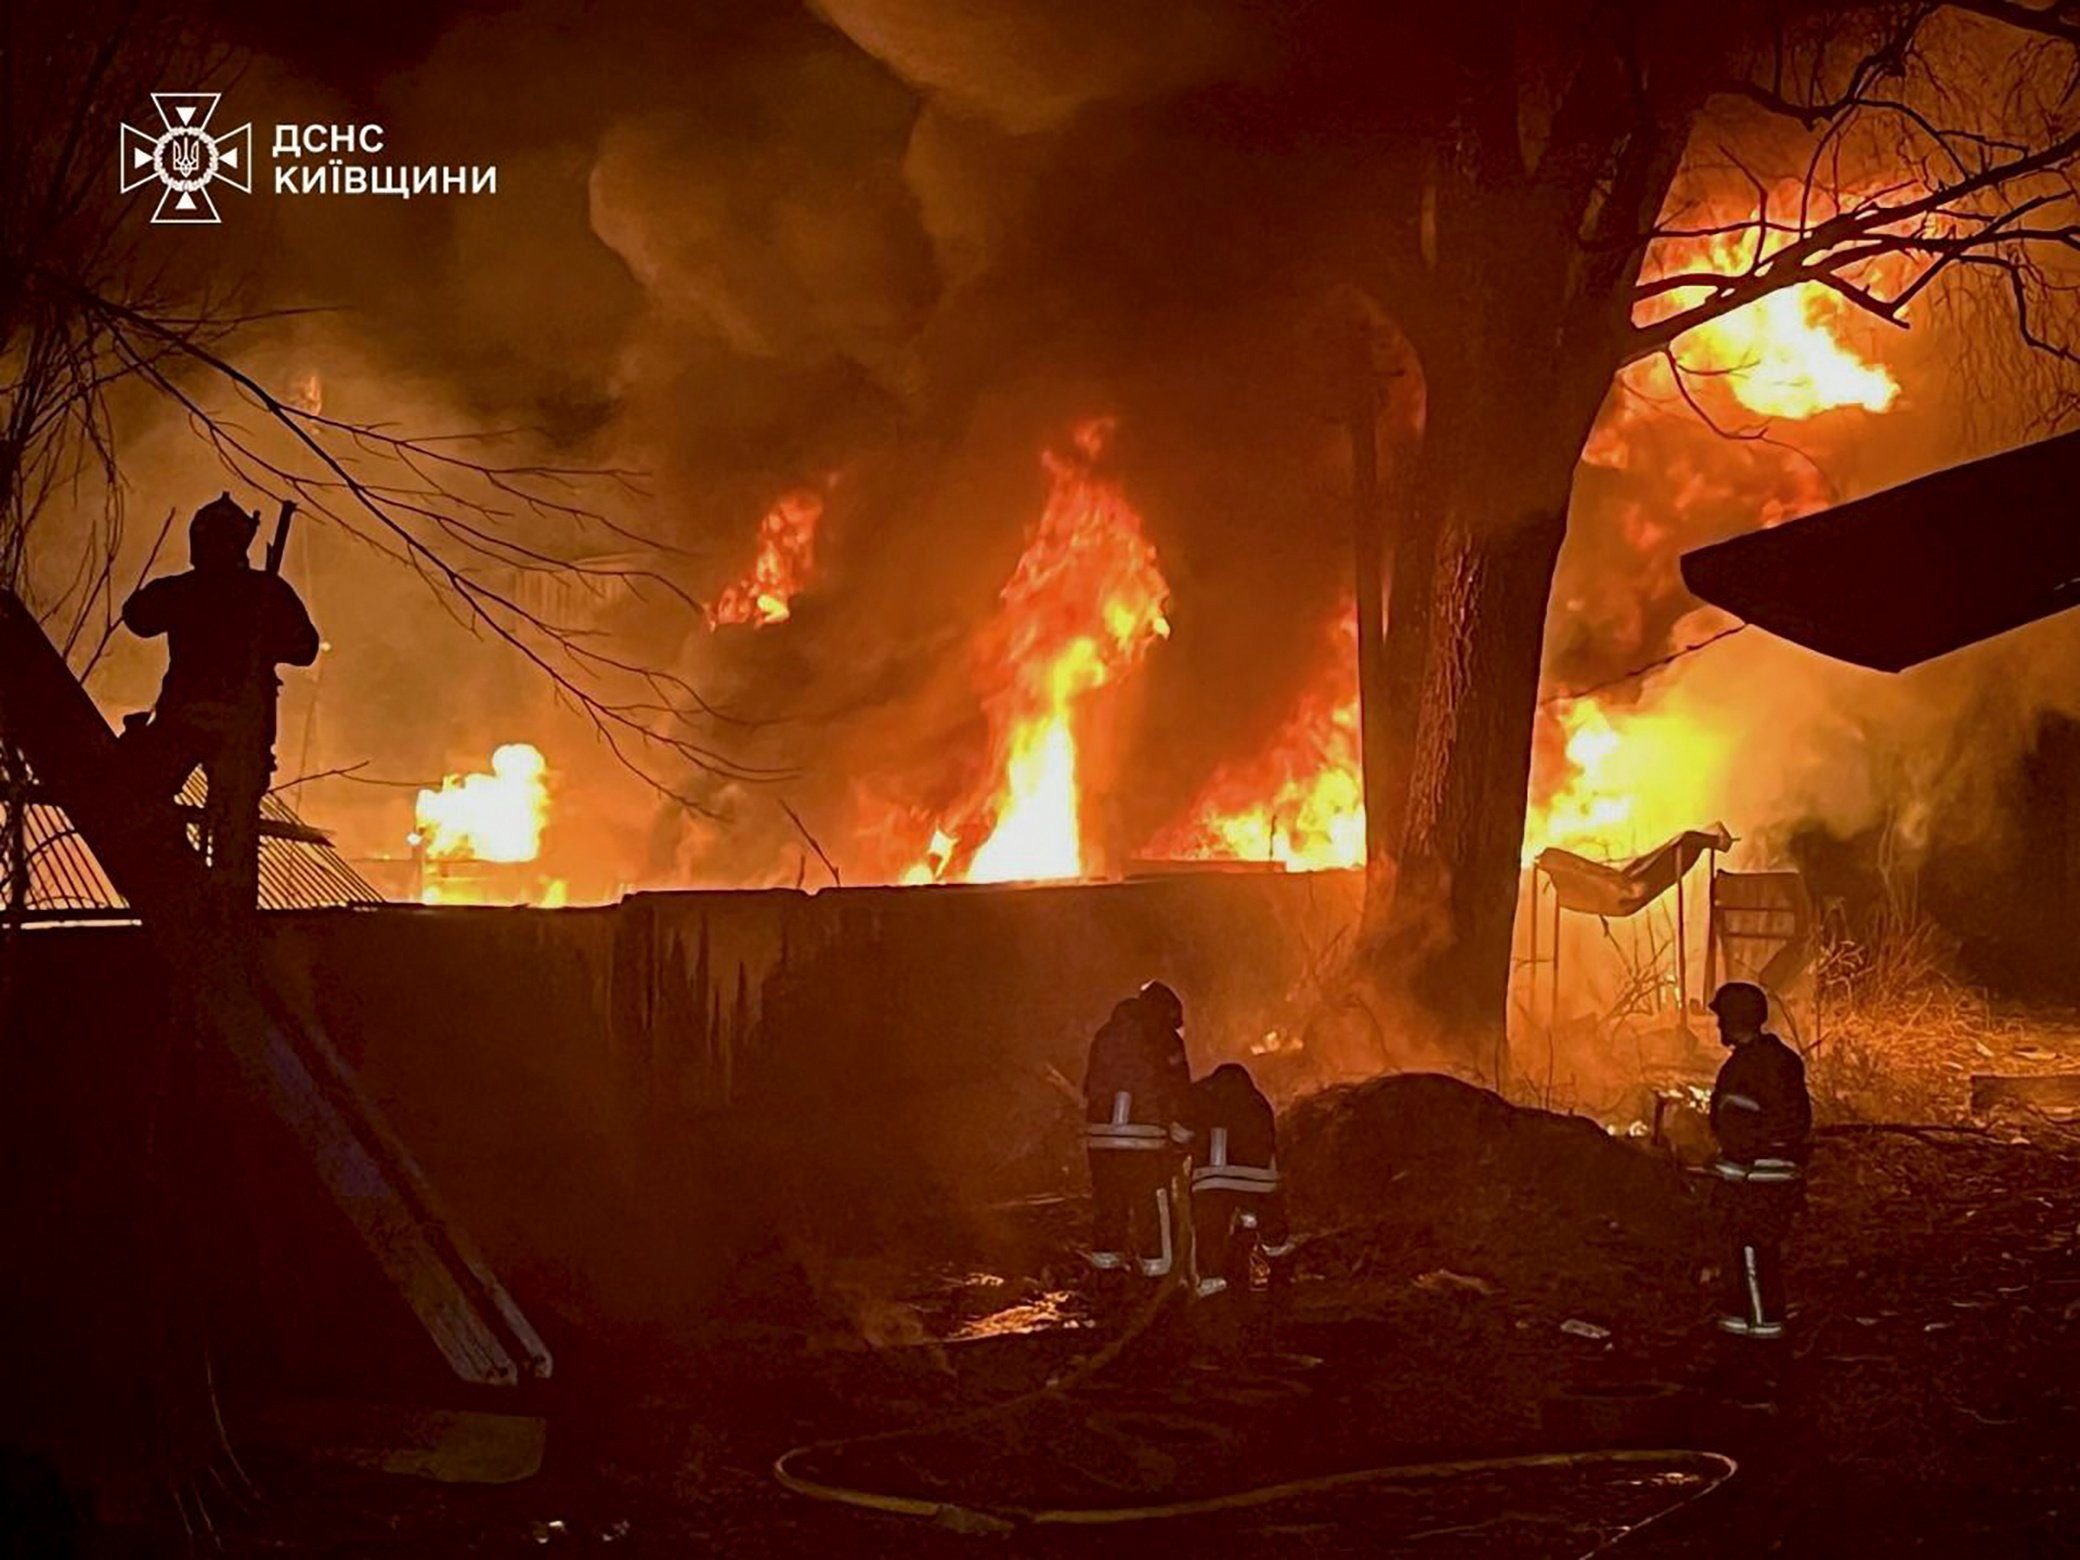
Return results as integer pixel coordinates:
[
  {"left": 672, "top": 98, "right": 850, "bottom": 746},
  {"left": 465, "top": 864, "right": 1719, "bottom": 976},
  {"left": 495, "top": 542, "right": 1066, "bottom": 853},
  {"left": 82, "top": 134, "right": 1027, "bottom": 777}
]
[
  {"left": 906, "top": 419, "right": 1170, "bottom": 884},
  {"left": 1521, "top": 196, "right": 1909, "bottom": 859},
  {"left": 711, "top": 489, "right": 823, "bottom": 627},
  {"left": 414, "top": 743, "right": 551, "bottom": 864}
]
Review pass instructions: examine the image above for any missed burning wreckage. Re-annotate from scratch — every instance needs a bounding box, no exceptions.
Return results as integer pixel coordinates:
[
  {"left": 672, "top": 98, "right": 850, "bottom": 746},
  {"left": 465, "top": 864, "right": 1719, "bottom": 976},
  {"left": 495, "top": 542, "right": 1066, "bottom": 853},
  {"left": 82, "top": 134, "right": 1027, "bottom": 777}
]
[{"left": 15, "top": 2, "right": 2080, "bottom": 1555}]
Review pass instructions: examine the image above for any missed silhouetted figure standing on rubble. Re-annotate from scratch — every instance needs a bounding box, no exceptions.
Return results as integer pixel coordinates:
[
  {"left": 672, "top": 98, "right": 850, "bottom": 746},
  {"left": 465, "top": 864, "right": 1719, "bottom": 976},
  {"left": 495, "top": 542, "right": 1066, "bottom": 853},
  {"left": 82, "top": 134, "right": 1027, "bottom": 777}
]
[
  {"left": 1708, "top": 981, "right": 1811, "bottom": 1342},
  {"left": 122, "top": 494, "right": 318, "bottom": 909},
  {"left": 1083, "top": 981, "right": 1192, "bottom": 1285}
]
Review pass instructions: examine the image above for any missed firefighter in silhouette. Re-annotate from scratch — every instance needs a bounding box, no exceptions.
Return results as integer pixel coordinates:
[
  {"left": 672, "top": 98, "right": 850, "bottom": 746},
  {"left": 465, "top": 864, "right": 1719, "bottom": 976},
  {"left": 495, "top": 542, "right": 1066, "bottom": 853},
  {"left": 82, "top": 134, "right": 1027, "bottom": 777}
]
[
  {"left": 1083, "top": 980, "right": 1192, "bottom": 1282},
  {"left": 122, "top": 493, "right": 318, "bottom": 907},
  {"left": 1185, "top": 1062, "right": 1292, "bottom": 1302},
  {"left": 1707, "top": 981, "right": 1811, "bottom": 1341}
]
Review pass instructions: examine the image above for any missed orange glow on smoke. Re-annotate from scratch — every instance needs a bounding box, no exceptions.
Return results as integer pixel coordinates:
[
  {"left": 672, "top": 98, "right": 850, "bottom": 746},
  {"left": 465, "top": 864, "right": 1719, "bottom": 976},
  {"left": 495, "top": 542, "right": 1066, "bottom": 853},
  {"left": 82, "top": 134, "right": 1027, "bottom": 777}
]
[
  {"left": 905, "top": 419, "right": 1170, "bottom": 884},
  {"left": 1150, "top": 606, "right": 1363, "bottom": 871},
  {"left": 712, "top": 489, "right": 823, "bottom": 627}
]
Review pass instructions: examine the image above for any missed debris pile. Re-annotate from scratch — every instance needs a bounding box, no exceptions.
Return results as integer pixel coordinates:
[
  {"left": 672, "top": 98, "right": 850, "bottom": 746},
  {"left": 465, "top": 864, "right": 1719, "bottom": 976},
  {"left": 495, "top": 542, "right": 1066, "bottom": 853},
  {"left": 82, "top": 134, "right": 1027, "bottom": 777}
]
[{"left": 1280, "top": 1074, "right": 1713, "bottom": 1329}]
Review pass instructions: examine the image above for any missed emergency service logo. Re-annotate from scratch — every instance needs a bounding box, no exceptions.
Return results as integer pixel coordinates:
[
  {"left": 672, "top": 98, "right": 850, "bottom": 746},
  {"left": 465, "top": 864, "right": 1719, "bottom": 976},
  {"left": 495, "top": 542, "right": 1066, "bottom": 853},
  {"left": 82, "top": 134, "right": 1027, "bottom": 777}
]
[{"left": 119, "top": 93, "right": 253, "bottom": 225}]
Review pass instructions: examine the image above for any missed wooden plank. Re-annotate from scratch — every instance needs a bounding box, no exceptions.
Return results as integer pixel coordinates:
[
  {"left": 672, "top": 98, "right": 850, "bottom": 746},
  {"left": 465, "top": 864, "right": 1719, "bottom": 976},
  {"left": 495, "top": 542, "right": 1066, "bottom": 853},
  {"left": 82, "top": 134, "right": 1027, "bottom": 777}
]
[{"left": 0, "top": 589, "right": 551, "bottom": 1387}]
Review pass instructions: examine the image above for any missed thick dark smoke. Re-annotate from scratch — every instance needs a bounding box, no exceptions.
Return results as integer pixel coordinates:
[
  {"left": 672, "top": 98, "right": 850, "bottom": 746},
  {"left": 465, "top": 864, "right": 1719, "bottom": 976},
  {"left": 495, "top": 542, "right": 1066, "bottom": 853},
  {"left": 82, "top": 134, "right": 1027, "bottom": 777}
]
[
  {"left": 75, "top": 0, "right": 1423, "bottom": 894},
  {"left": 64, "top": 0, "right": 2080, "bottom": 901}
]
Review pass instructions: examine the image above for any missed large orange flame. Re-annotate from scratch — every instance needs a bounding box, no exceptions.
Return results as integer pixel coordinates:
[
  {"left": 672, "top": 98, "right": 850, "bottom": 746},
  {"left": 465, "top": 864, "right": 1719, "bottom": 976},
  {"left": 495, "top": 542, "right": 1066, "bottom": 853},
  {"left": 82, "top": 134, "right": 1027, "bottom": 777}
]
[
  {"left": 1160, "top": 195, "right": 1906, "bottom": 875},
  {"left": 906, "top": 419, "right": 1170, "bottom": 884},
  {"left": 1148, "top": 606, "right": 1363, "bottom": 871},
  {"left": 1624, "top": 191, "right": 1908, "bottom": 421},
  {"left": 1520, "top": 693, "right": 1742, "bottom": 864},
  {"left": 712, "top": 489, "right": 823, "bottom": 627},
  {"left": 411, "top": 743, "right": 567, "bottom": 906}
]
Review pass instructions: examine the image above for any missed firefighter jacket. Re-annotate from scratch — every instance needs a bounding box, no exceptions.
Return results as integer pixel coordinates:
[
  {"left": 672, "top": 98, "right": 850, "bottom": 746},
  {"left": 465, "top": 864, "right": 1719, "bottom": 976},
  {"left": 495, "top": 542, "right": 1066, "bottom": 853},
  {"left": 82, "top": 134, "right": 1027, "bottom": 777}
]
[
  {"left": 1185, "top": 1064, "right": 1281, "bottom": 1194},
  {"left": 1709, "top": 1032, "right": 1812, "bottom": 1179},
  {"left": 1083, "top": 997, "right": 1190, "bottom": 1152},
  {"left": 124, "top": 565, "right": 318, "bottom": 717}
]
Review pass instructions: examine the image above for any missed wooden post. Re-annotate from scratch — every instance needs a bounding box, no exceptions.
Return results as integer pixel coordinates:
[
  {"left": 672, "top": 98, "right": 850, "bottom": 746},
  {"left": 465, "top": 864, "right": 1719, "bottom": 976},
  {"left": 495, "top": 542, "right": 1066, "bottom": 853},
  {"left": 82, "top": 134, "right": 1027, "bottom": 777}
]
[
  {"left": 1674, "top": 862, "right": 1689, "bottom": 1026},
  {"left": 1549, "top": 876, "right": 1563, "bottom": 1039},
  {"left": 1545, "top": 871, "right": 1562, "bottom": 1109},
  {"left": 1703, "top": 853, "right": 1719, "bottom": 999},
  {"left": 1526, "top": 869, "right": 1539, "bottom": 1036}
]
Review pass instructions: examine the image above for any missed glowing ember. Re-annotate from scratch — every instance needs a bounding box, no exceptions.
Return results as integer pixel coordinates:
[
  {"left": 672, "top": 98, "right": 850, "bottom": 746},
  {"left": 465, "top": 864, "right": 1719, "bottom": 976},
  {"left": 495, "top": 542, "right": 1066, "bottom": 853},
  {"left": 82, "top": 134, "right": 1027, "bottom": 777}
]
[
  {"left": 910, "top": 419, "right": 1170, "bottom": 884},
  {"left": 1150, "top": 606, "right": 1363, "bottom": 872},
  {"left": 711, "top": 489, "right": 823, "bottom": 627},
  {"left": 413, "top": 743, "right": 550, "bottom": 864}
]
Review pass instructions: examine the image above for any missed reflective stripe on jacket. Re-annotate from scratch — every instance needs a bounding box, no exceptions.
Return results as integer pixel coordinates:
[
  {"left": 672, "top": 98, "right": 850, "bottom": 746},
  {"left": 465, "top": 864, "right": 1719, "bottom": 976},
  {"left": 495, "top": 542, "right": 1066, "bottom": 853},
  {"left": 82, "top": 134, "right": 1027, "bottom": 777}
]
[
  {"left": 1187, "top": 1122, "right": 1282, "bottom": 1193},
  {"left": 1086, "top": 1090, "right": 1172, "bottom": 1152},
  {"left": 1084, "top": 997, "right": 1188, "bottom": 1140},
  {"left": 1714, "top": 1156, "right": 1803, "bottom": 1184}
]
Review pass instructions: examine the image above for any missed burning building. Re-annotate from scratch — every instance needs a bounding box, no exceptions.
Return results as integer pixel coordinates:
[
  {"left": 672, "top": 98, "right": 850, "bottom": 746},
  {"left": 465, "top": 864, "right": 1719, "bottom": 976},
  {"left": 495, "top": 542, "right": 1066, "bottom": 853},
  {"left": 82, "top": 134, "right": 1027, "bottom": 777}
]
[{"left": 17, "top": 3, "right": 2080, "bottom": 1555}]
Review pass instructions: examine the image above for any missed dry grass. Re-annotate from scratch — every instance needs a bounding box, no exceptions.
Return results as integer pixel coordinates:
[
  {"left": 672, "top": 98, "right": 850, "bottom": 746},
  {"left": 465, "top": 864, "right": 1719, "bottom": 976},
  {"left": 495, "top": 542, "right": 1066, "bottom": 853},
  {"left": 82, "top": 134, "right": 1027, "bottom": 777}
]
[{"left": 1809, "top": 885, "right": 2041, "bottom": 1124}]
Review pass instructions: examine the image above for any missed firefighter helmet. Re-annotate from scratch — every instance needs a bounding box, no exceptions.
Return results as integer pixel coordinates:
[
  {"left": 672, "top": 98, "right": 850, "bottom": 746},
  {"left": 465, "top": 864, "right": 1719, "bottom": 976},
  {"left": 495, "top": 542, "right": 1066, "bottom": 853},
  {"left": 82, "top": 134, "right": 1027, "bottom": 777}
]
[
  {"left": 189, "top": 492, "right": 258, "bottom": 565},
  {"left": 1708, "top": 981, "right": 1769, "bottom": 1031},
  {"left": 1138, "top": 980, "right": 1183, "bottom": 1032}
]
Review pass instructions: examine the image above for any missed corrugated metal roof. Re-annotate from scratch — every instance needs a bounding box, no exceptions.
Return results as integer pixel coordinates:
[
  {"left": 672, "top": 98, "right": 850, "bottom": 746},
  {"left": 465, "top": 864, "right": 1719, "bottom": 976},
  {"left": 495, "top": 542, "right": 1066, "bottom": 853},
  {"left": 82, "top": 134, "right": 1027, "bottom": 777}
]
[{"left": 6, "top": 766, "right": 385, "bottom": 918}]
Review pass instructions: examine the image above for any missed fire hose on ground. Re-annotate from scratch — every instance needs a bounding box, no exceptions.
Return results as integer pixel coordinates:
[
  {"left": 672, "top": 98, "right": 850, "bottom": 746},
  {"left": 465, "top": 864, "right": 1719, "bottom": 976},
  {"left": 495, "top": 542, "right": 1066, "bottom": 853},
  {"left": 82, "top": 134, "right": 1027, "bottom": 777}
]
[
  {"left": 772, "top": 1194, "right": 1739, "bottom": 1552},
  {"left": 776, "top": 1431, "right": 1735, "bottom": 1548}
]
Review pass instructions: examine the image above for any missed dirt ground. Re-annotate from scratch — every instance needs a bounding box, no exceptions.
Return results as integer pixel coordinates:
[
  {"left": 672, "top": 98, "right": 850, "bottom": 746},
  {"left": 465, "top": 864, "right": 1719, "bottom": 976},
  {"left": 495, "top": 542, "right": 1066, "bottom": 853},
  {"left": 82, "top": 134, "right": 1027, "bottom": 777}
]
[{"left": 65, "top": 1076, "right": 2080, "bottom": 1557}]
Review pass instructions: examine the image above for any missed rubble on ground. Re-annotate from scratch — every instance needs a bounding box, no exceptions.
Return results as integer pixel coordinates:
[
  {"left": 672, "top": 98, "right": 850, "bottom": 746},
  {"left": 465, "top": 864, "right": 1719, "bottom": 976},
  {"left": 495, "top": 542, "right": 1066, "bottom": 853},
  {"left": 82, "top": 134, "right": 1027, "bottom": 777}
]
[{"left": 1279, "top": 1073, "right": 1714, "bottom": 1329}]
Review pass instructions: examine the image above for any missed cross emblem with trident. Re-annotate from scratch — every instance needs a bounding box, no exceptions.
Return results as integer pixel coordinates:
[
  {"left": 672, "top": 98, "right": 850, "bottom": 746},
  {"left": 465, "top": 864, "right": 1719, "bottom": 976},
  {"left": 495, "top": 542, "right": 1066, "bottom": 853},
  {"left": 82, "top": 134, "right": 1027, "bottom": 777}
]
[{"left": 119, "top": 93, "right": 253, "bottom": 225}]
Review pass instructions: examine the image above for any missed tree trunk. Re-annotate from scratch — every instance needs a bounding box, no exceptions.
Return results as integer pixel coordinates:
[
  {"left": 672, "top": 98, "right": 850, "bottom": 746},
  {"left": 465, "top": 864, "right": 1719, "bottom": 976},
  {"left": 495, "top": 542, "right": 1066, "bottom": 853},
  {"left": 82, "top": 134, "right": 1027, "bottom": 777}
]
[
  {"left": 1363, "top": 381, "right": 1589, "bottom": 1056},
  {"left": 1345, "top": 88, "right": 1689, "bottom": 1060}
]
